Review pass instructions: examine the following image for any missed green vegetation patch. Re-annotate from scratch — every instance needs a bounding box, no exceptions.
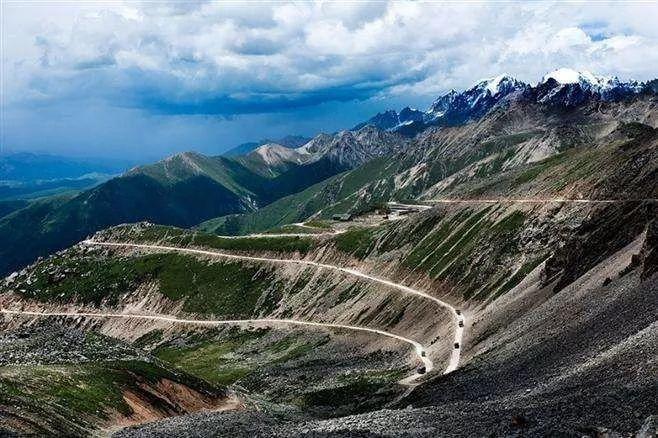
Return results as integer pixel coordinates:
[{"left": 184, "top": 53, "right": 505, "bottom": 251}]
[
  {"left": 268, "top": 335, "right": 328, "bottom": 364},
  {"left": 491, "top": 210, "right": 526, "bottom": 233},
  {"left": 192, "top": 233, "right": 314, "bottom": 254},
  {"left": 511, "top": 153, "right": 569, "bottom": 186},
  {"left": 297, "top": 380, "right": 384, "bottom": 409},
  {"left": 139, "top": 253, "right": 278, "bottom": 316},
  {"left": 110, "top": 224, "right": 316, "bottom": 254},
  {"left": 422, "top": 208, "right": 491, "bottom": 277},
  {"left": 13, "top": 254, "right": 144, "bottom": 305},
  {"left": 154, "top": 328, "right": 267, "bottom": 385},
  {"left": 402, "top": 211, "right": 471, "bottom": 269},
  {"left": 154, "top": 328, "right": 326, "bottom": 386},
  {"left": 13, "top": 251, "right": 280, "bottom": 317},
  {"left": 302, "top": 219, "right": 333, "bottom": 229}
]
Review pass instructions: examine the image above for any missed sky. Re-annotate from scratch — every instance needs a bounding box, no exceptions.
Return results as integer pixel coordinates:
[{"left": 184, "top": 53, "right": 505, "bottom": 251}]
[{"left": 1, "top": 1, "right": 657, "bottom": 161}]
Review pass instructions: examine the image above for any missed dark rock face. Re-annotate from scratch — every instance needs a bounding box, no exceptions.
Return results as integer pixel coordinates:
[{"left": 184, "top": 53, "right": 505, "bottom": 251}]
[
  {"left": 426, "top": 76, "right": 529, "bottom": 126},
  {"left": 637, "top": 416, "right": 658, "bottom": 438},
  {"left": 529, "top": 77, "right": 646, "bottom": 108},
  {"left": 352, "top": 110, "right": 401, "bottom": 131},
  {"left": 639, "top": 219, "right": 658, "bottom": 279},
  {"left": 531, "top": 78, "right": 593, "bottom": 107},
  {"left": 543, "top": 203, "right": 653, "bottom": 292},
  {"left": 353, "top": 107, "right": 425, "bottom": 132}
]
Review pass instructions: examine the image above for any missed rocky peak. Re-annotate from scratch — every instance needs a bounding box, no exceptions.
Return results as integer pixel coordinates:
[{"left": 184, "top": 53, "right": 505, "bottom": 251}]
[{"left": 248, "top": 143, "right": 308, "bottom": 166}]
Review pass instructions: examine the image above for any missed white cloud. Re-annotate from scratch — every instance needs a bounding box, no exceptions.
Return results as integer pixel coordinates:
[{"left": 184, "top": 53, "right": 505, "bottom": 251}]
[{"left": 2, "top": 0, "right": 657, "bottom": 115}]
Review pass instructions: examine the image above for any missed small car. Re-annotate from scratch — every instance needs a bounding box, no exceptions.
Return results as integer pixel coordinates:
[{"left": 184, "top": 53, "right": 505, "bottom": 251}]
[
  {"left": 417, "top": 366, "right": 426, "bottom": 374},
  {"left": 455, "top": 309, "right": 461, "bottom": 315},
  {"left": 420, "top": 350, "right": 426, "bottom": 357},
  {"left": 458, "top": 320, "right": 464, "bottom": 327},
  {"left": 454, "top": 342, "right": 460, "bottom": 349}
]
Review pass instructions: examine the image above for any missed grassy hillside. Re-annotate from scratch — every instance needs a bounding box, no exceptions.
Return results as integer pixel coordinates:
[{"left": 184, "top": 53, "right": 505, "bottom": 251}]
[
  {"left": 198, "top": 157, "right": 398, "bottom": 235},
  {"left": 0, "top": 151, "right": 351, "bottom": 275},
  {"left": 0, "top": 199, "right": 28, "bottom": 218},
  {"left": 0, "top": 173, "right": 252, "bottom": 276}
]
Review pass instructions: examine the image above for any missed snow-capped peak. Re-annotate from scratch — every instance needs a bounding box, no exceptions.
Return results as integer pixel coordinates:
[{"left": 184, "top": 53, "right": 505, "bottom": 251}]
[
  {"left": 484, "top": 74, "right": 511, "bottom": 95},
  {"left": 535, "top": 68, "right": 645, "bottom": 106},
  {"left": 543, "top": 68, "right": 583, "bottom": 84},
  {"left": 542, "top": 68, "right": 616, "bottom": 88},
  {"left": 468, "top": 74, "right": 525, "bottom": 97}
]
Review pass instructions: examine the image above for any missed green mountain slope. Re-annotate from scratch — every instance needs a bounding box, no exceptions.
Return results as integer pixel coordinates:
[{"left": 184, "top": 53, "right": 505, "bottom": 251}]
[
  {"left": 199, "top": 97, "right": 658, "bottom": 235},
  {"left": 0, "top": 173, "right": 253, "bottom": 275},
  {"left": 0, "top": 124, "right": 408, "bottom": 275}
]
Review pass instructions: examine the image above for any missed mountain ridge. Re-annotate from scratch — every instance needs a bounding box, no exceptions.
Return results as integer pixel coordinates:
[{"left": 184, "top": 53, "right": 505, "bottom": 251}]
[{"left": 356, "top": 68, "right": 654, "bottom": 136}]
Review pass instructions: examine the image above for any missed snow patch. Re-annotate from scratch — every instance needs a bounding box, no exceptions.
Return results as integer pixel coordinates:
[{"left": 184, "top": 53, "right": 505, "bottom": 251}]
[
  {"left": 485, "top": 74, "right": 509, "bottom": 95},
  {"left": 542, "top": 68, "right": 616, "bottom": 89}
]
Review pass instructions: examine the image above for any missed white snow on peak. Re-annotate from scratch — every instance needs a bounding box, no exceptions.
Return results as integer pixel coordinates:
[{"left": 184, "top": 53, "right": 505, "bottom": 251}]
[
  {"left": 543, "top": 68, "right": 582, "bottom": 84},
  {"left": 484, "top": 74, "right": 510, "bottom": 94},
  {"left": 542, "top": 68, "right": 615, "bottom": 88}
]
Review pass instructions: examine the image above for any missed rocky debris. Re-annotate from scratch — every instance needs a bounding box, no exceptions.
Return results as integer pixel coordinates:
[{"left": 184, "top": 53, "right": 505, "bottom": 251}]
[
  {"left": 0, "top": 321, "right": 145, "bottom": 366},
  {"left": 113, "top": 411, "right": 279, "bottom": 438},
  {"left": 111, "top": 406, "right": 658, "bottom": 438},
  {"left": 637, "top": 416, "right": 658, "bottom": 438}
]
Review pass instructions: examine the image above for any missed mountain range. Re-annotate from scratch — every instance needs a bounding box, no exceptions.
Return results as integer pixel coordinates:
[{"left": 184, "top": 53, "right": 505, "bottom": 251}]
[
  {"left": 0, "top": 126, "right": 403, "bottom": 275},
  {"left": 356, "top": 68, "right": 655, "bottom": 136}
]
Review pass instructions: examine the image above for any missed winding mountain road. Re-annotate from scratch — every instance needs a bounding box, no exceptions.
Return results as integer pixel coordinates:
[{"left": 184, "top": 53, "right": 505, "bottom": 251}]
[
  {"left": 80, "top": 240, "right": 464, "bottom": 378},
  {"left": 0, "top": 308, "right": 432, "bottom": 384},
  {"left": 424, "top": 197, "right": 658, "bottom": 204},
  {"left": 0, "top": 237, "right": 464, "bottom": 384},
  {"left": 82, "top": 240, "right": 465, "bottom": 374}
]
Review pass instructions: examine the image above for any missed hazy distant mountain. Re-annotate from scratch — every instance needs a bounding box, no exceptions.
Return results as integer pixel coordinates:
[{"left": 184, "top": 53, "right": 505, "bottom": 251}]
[
  {"left": 222, "top": 142, "right": 261, "bottom": 157},
  {"left": 0, "top": 153, "right": 135, "bottom": 201},
  {"left": 0, "top": 152, "right": 131, "bottom": 182},
  {"left": 0, "top": 175, "right": 112, "bottom": 201},
  {"left": 0, "top": 200, "right": 27, "bottom": 219}
]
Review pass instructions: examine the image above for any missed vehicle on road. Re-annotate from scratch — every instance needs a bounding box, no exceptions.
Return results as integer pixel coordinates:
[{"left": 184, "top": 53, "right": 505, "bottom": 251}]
[
  {"left": 455, "top": 309, "right": 461, "bottom": 315},
  {"left": 417, "top": 366, "right": 426, "bottom": 374},
  {"left": 454, "top": 342, "right": 460, "bottom": 349},
  {"left": 458, "top": 320, "right": 464, "bottom": 327},
  {"left": 421, "top": 350, "right": 426, "bottom": 357}
]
